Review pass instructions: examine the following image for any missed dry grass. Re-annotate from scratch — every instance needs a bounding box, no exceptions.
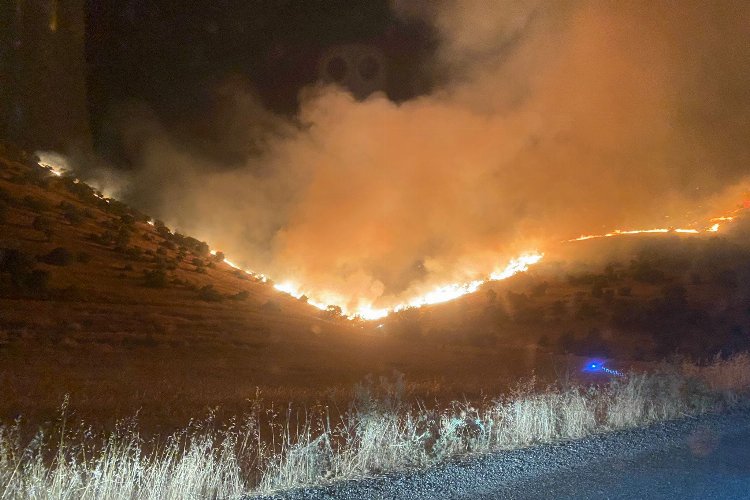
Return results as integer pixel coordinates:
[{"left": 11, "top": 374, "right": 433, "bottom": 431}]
[{"left": 2, "top": 353, "right": 750, "bottom": 499}]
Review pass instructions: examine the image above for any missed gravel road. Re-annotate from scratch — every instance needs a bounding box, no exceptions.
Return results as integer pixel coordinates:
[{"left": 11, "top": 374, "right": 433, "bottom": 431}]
[{"left": 252, "top": 408, "right": 750, "bottom": 499}]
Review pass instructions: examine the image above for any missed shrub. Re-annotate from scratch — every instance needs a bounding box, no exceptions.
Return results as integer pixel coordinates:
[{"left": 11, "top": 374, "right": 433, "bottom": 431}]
[
  {"left": 198, "top": 284, "right": 223, "bottom": 302},
  {"left": 630, "top": 260, "right": 666, "bottom": 284},
  {"left": 143, "top": 269, "right": 167, "bottom": 288},
  {"left": 120, "top": 213, "right": 135, "bottom": 226},
  {"left": 230, "top": 290, "right": 249, "bottom": 301},
  {"left": 24, "top": 269, "right": 50, "bottom": 293},
  {"left": 76, "top": 251, "right": 92, "bottom": 263},
  {"left": 62, "top": 204, "right": 84, "bottom": 225},
  {"left": 0, "top": 201, "right": 8, "bottom": 224},
  {"left": 32, "top": 215, "right": 53, "bottom": 232},
  {"left": 124, "top": 247, "right": 143, "bottom": 260},
  {"left": 213, "top": 251, "right": 225, "bottom": 262},
  {"left": 263, "top": 301, "right": 282, "bottom": 312},
  {"left": 0, "top": 187, "right": 12, "bottom": 203},
  {"left": 0, "top": 248, "right": 33, "bottom": 273},
  {"left": 156, "top": 225, "right": 171, "bottom": 238},
  {"left": 59, "top": 284, "right": 84, "bottom": 301},
  {"left": 22, "top": 196, "right": 49, "bottom": 213},
  {"left": 40, "top": 247, "right": 72, "bottom": 266},
  {"left": 114, "top": 227, "right": 132, "bottom": 250}
]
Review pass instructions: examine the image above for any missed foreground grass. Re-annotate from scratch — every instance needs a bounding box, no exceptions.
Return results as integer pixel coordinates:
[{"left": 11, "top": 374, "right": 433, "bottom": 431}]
[{"left": 2, "top": 354, "right": 750, "bottom": 499}]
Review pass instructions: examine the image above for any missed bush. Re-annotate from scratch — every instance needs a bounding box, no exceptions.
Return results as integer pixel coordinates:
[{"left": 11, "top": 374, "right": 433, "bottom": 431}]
[
  {"left": 213, "top": 251, "right": 225, "bottom": 262},
  {"left": 22, "top": 196, "right": 49, "bottom": 213},
  {"left": 76, "top": 251, "right": 92, "bottom": 263},
  {"left": 39, "top": 247, "right": 72, "bottom": 266},
  {"left": 198, "top": 284, "right": 223, "bottom": 302},
  {"left": 231, "top": 290, "right": 249, "bottom": 301},
  {"left": 57, "top": 284, "right": 84, "bottom": 301},
  {"left": 120, "top": 214, "right": 135, "bottom": 226},
  {"left": 0, "top": 201, "right": 8, "bottom": 224},
  {"left": 114, "top": 227, "right": 132, "bottom": 250},
  {"left": 61, "top": 204, "right": 84, "bottom": 225},
  {"left": 124, "top": 247, "right": 143, "bottom": 261},
  {"left": 630, "top": 260, "right": 666, "bottom": 284},
  {"left": 263, "top": 301, "right": 282, "bottom": 312},
  {"left": 23, "top": 269, "right": 50, "bottom": 294},
  {"left": 32, "top": 215, "right": 53, "bottom": 232},
  {"left": 143, "top": 269, "right": 167, "bottom": 288},
  {"left": 156, "top": 225, "right": 171, "bottom": 238},
  {"left": 0, "top": 248, "right": 34, "bottom": 277}
]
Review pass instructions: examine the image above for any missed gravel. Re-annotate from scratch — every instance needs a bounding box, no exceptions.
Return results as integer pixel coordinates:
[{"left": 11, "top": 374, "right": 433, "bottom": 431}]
[{"left": 248, "top": 408, "right": 750, "bottom": 500}]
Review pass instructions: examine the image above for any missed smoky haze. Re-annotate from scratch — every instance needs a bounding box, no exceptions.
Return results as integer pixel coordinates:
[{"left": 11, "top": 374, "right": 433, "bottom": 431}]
[{"left": 76, "top": 1, "right": 750, "bottom": 312}]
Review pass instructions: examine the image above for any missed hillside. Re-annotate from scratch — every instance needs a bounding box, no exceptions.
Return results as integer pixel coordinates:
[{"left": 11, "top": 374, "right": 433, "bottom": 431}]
[
  {"left": 385, "top": 225, "right": 750, "bottom": 361},
  {"left": 0, "top": 147, "right": 553, "bottom": 432},
  {"left": 2, "top": 145, "right": 749, "bottom": 435}
]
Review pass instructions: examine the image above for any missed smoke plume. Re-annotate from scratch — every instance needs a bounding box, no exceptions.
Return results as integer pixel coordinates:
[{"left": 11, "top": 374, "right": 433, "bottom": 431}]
[{"left": 76, "top": 1, "right": 750, "bottom": 312}]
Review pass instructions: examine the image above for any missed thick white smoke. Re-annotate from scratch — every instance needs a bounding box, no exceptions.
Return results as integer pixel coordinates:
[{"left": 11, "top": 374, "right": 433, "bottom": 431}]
[{"left": 75, "top": 1, "right": 750, "bottom": 312}]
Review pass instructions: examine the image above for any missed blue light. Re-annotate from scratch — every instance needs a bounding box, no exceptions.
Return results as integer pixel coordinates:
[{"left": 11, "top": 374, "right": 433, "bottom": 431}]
[{"left": 582, "top": 359, "right": 623, "bottom": 376}]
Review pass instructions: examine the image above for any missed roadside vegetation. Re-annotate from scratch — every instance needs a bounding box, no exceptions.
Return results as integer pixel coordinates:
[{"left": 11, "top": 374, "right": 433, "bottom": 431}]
[{"left": 2, "top": 354, "right": 750, "bottom": 499}]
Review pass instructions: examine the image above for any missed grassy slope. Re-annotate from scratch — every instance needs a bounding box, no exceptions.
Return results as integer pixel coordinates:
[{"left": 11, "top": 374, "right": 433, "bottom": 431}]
[
  {"left": 0, "top": 154, "right": 557, "bottom": 432},
  {"left": 1, "top": 150, "right": 748, "bottom": 435}
]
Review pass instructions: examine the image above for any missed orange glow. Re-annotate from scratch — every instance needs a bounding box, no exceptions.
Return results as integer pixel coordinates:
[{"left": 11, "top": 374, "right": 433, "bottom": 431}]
[
  {"left": 567, "top": 208, "right": 744, "bottom": 243},
  {"left": 205, "top": 206, "right": 746, "bottom": 321}
]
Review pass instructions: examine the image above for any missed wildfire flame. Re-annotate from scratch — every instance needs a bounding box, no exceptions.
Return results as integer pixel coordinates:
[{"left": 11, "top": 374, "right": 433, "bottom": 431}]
[
  {"left": 32, "top": 155, "right": 747, "bottom": 323},
  {"left": 205, "top": 206, "right": 745, "bottom": 321},
  {"left": 566, "top": 207, "right": 745, "bottom": 243},
  {"left": 211, "top": 250, "right": 543, "bottom": 320}
]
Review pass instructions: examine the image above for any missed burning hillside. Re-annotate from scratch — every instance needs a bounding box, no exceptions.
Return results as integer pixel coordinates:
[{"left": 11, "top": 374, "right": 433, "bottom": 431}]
[{"left": 58, "top": 1, "right": 750, "bottom": 320}]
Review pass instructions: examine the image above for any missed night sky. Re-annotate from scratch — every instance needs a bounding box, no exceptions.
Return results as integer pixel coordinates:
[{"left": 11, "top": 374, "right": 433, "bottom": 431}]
[{"left": 3, "top": 1, "right": 437, "bottom": 162}]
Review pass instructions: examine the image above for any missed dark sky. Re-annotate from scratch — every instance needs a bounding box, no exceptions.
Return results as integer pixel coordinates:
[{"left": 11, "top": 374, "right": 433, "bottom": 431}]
[
  {"left": 1, "top": 1, "right": 437, "bottom": 161},
  {"left": 83, "top": 0, "right": 437, "bottom": 164}
]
